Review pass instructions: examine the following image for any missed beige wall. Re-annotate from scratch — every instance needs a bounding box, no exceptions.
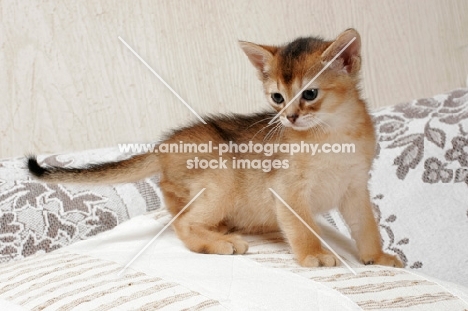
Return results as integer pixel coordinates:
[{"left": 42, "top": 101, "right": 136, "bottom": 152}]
[{"left": 1, "top": 0, "right": 467, "bottom": 158}]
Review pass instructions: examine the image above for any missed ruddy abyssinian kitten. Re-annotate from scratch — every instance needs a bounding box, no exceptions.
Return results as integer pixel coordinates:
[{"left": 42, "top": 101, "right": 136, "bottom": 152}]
[{"left": 29, "top": 29, "right": 403, "bottom": 268}]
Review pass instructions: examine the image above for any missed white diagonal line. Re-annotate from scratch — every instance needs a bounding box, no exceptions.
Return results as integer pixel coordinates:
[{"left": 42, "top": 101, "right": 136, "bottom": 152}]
[
  {"left": 118, "top": 36, "right": 207, "bottom": 124},
  {"left": 269, "top": 37, "right": 356, "bottom": 124},
  {"left": 117, "top": 188, "right": 206, "bottom": 276},
  {"left": 269, "top": 188, "right": 357, "bottom": 275}
]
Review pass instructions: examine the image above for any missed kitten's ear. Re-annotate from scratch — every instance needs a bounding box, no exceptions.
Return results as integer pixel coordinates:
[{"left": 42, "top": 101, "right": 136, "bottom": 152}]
[
  {"left": 239, "top": 41, "right": 277, "bottom": 74},
  {"left": 321, "top": 28, "right": 361, "bottom": 75}
]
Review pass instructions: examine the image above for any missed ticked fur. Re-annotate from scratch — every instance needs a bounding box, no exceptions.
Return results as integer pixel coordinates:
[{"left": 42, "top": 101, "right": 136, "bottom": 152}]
[{"left": 28, "top": 29, "right": 402, "bottom": 268}]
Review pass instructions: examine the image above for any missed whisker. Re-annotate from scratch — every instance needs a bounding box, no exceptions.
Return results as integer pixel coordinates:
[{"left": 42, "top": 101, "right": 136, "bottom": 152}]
[
  {"left": 302, "top": 116, "right": 330, "bottom": 136},
  {"left": 276, "top": 126, "right": 285, "bottom": 143},
  {"left": 247, "top": 114, "right": 277, "bottom": 129},
  {"left": 252, "top": 119, "right": 279, "bottom": 140},
  {"left": 313, "top": 117, "right": 330, "bottom": 135},
  {"left": 313, "top": 112, "right": 333, "bottom": 115},
  {"left": 274, "top": 124, "right": 284, "bottom": 141},
  {"left": 264, "top": 124, "right": 280, "bottom": 143},
  {"left": 315, "top": 117, "right": 331, "bottom": 129},
  {"left": 264, "top": 122, "right": 282, "bottom": 143}
]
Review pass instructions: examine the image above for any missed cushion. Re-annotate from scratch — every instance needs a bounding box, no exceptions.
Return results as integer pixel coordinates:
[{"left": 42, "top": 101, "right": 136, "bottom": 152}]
[
  {"left": 0, "top": 149, "right": 162, "bottom": 263},
  {"left": 1, "top": 210, "right": 467, "bottom": 310},
  {"left": 325, "top": 88, "right": 468, "bottom": 286}
]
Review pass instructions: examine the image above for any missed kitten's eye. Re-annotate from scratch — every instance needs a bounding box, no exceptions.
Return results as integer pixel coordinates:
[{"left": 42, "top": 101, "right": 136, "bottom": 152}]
[
  {"left": 271, "top": 93, "right": 285, "bottom": 104},
  {"left": 302, "top": 89, "right": 318, "bottom": 101}
]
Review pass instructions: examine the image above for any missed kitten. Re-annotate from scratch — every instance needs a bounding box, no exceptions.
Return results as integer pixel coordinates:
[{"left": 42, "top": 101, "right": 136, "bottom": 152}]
[{"left": 28, "top": 29, "right": 403, "bottom": 268}]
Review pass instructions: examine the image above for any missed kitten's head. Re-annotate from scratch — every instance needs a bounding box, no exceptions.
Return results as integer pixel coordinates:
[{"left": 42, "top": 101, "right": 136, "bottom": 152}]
[{"left": 240, "top": 29, "right": 362, "bottom": 131}]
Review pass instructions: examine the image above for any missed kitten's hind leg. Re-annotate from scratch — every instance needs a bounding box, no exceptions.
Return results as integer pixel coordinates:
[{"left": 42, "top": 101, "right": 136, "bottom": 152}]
[
  {"left": 171, "top": 198, "right": 249, "bottom": 255},
  {"left": 173, "top": 216, "right": 249, "bottom": 255}
]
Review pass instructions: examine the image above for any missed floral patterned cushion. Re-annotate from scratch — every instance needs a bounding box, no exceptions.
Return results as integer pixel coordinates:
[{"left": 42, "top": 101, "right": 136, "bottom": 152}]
[
  {"left": 1, "top": 89, "right": 467, "bottom": 288},
  {"left": 0, "top": 149, "right": 162, "bottom": 263},
  {"left": 326, "top": 88, "right": 468, "bottom": 287}
]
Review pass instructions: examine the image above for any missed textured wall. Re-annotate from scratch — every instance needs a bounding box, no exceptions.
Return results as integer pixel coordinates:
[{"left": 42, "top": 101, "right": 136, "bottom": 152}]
[{"left": 1, "top": 0, "right": 467, "bottom": 158}]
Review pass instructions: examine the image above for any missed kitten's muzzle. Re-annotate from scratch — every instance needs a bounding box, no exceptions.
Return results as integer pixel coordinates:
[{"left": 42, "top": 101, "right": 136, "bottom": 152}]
[{"left": 286, "top": 113, "right": 299, "bottom": 124}]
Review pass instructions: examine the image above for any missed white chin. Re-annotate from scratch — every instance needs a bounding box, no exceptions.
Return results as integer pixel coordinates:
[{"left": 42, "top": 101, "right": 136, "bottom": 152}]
[
  {"left": 291, "top": 125, "right": 311, "bottom": 131},
  {"left": 281, "top": 121, "right": 311, "bottom": 131}
]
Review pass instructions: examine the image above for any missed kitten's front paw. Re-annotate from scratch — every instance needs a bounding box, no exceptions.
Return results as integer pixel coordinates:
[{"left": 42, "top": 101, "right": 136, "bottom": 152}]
[
  {"left": 362, "top": 252, "right": 404, "bottom": 268},
  {"left": 300, "top": 251, "right": 339, "bottom": 267}
]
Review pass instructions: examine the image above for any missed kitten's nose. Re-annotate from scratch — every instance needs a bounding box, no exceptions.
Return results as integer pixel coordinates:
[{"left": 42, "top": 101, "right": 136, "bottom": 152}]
[{"left": 287, "top": 114, "right": 299, "bottom": 123}]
